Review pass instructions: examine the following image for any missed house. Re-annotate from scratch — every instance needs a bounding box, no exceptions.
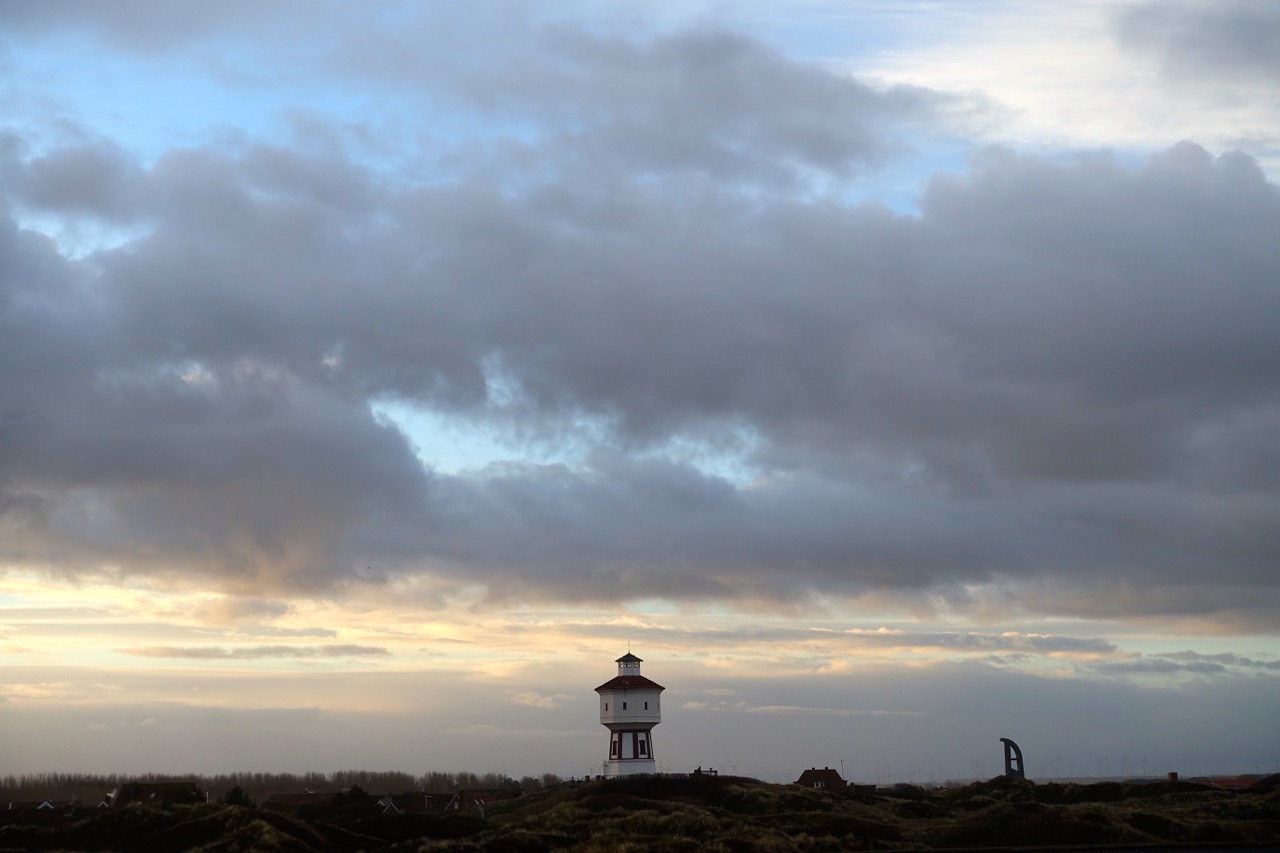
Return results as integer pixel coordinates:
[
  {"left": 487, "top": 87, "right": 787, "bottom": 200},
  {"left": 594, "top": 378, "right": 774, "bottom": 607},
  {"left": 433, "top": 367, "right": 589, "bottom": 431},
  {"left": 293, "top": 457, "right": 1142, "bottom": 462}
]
[
  {"left": 7, "top": 800, "right": 77, "bottom": 814},
  {"left": 437, "top": 790, "right": 496, "bottom": 813},
  {"left": 5, "top": 801, "right": 87, "bottom": 827},
  {"left": 376, "top": 792, "right": 430, "bottom": 815},
  {"left": 795, "top": 767, "right": 847, "bottom": 790}
]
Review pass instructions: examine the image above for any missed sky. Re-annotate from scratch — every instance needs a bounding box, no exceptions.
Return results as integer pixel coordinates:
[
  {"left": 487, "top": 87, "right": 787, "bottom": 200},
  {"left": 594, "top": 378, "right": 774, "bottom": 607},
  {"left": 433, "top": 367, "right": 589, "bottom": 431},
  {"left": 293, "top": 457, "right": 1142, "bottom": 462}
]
[{"left": 1, "top": 0, "right": 1278, "bottom": 784}]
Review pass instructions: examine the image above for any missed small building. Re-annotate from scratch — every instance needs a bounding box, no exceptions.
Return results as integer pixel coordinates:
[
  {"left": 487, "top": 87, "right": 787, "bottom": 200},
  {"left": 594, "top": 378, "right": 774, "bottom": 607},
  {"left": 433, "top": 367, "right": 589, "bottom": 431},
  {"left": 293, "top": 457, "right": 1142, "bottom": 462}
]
[{"left": 795, "top": 767, "right": 847, "bottom": 790}]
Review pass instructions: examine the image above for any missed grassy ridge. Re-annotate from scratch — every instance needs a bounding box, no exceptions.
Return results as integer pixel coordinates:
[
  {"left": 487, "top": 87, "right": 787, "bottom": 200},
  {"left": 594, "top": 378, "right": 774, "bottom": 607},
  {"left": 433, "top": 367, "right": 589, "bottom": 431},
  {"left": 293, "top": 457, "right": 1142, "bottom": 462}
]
[
  {"left": 467, "top": 774, "right": 1280, "bottom": 851},
  {"left": 1, "top": 774, "right": 1276, "bottom": 852}
]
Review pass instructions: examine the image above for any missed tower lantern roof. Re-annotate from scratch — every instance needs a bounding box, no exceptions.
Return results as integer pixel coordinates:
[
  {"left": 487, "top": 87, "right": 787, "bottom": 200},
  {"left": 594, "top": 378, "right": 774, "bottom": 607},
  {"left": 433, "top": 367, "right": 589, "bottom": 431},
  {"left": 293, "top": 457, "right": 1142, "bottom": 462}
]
[{"left": 597, "top": 650, "right": 664, "bottom": 692}]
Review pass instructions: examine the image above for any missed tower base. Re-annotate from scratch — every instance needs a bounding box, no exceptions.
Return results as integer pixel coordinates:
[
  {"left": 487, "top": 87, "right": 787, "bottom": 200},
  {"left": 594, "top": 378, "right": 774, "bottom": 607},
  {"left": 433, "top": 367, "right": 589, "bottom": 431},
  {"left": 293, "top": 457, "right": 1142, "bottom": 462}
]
[{"left": 603, "top": 758, "right": 657, "bottom": 777}]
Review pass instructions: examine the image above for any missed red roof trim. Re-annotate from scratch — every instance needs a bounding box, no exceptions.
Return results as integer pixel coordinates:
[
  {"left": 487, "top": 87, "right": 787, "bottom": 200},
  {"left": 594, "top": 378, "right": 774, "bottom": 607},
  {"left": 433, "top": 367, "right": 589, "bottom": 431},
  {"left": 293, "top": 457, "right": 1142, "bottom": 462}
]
[{"left": 595, "top": 674, "right": 665, "bottom": 691}]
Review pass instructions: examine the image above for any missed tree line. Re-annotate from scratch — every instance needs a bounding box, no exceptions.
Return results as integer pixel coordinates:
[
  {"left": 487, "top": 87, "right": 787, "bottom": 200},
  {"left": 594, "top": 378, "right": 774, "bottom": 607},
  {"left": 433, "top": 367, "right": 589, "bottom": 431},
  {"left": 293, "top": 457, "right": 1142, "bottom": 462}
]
[{"left": 0, "top": 770, "right": 566, "bottom": 803}]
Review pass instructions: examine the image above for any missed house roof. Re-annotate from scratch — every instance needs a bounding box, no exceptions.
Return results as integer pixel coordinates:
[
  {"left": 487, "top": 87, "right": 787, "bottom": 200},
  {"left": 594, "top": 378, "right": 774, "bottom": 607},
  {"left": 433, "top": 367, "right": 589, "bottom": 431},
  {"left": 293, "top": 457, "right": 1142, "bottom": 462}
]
[
  {"left": 795, "top": 767, "right": 847, "bottom": 788},
  {"left": 595, "top": 674, "right": 665, "bottom": 692},
  {"left": 8, "top": 800, "right": 70, "bottom": 811},
  {"left": 616, "top": 652, "right": 642, "bottom": 663}
]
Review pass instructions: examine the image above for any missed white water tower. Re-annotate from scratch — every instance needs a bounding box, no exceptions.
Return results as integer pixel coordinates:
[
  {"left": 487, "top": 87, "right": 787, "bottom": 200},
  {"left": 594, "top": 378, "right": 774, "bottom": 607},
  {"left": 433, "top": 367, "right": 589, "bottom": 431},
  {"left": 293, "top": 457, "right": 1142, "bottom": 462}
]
[{"left": 595, "top": 652, "right": 664, "bottom": 776}]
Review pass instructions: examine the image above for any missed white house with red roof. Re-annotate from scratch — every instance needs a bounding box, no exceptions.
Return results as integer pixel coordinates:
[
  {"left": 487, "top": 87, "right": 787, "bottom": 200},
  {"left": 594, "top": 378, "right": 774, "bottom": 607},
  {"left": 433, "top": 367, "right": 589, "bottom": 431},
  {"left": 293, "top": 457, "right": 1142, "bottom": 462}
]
[{"left": 595, "top": 651, "right": 664, "bottom": 776}]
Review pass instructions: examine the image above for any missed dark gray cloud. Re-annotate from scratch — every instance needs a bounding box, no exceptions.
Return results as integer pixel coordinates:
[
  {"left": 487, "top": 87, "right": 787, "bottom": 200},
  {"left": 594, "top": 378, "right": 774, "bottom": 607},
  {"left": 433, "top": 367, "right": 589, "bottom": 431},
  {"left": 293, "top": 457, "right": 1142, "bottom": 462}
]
[
  {"left": 1, "top": 15, "right": 1278, "bottom": 624},
  {"left": 1096, "top": 658, "right": 1227, "bottom": 676},
  {"left": 1117, "top": 0, "right": 1280, "bottom": 83},
  {"left": 457, "top": 29, "right": 949, "bottom": 185},
  {"left": 0, "top": 0, "right": 330, "bottom": 53},
  {"left": 1013, "top": 580, "right": 1280, "bottom": 635},
  {"left": 1090, "top": 650, "right": 1280, "bottom": 677},
  {"left": 1161, "top": 650, "right": 1280, "bottom": 669},
  {"left": 1, "top": 2, "right": 959, "bottom": 190},
  {"left": 14, "top": 141, "right": 147, "bottom": 221}
]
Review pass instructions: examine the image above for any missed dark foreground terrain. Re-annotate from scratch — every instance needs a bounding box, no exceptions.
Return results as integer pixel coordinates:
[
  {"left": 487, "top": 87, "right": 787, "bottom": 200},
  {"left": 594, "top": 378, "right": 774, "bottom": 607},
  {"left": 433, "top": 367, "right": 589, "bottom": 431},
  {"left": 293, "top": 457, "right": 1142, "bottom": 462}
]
[{"left": 2, "top": 775, "right": 1277, "bottom": 852}]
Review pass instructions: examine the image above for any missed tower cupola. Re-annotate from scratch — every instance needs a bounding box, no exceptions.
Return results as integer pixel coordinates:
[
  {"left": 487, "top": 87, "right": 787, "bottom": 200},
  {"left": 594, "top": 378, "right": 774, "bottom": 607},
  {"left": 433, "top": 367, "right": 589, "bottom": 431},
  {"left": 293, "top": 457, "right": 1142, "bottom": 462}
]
[{"left": 616, "top": 652, "right": 642, "bottom": 677}]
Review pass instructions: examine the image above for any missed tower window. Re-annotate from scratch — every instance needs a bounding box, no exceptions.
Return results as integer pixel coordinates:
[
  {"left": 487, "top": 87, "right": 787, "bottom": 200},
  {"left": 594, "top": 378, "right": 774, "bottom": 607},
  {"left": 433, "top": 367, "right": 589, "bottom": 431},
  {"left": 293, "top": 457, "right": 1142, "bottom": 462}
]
[
  {"left": 604, "top": 703, "right": 608, "bottom": 711},
  {"left": 622, "top": 702, "right": 627, "bottom": 710},
  {"left": 644, "top": 702, "right": 648, "bottom": 710},
  {"left": 639, "top": 740, "right": 647, "bottom": 756}
]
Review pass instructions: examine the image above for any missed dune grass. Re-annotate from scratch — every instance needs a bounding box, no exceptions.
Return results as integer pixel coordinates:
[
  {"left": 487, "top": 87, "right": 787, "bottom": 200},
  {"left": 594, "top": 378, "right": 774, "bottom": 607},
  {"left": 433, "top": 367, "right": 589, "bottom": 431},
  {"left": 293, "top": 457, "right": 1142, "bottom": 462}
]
[{"left": 1, "top": 774, "right": 1276, "bottom": 852}]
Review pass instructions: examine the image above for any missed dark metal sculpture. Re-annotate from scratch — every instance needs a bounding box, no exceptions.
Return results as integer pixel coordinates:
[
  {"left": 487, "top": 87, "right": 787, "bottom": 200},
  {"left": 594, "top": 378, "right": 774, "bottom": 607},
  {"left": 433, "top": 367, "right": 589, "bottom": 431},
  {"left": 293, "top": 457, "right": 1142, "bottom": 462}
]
[{"left": 1000, "top": 737, "right": 1025, "bottom": 779}]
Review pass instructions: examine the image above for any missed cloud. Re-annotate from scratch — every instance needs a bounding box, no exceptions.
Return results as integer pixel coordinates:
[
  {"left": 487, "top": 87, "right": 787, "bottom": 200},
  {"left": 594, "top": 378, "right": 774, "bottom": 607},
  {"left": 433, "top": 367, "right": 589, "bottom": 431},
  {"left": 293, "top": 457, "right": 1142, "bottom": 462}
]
[
  {"left": 844, "top": 630, "right": 1116, "bottom": 657},
  {"left": 13, "top": 140, "right": 148, "bottom": 222},
  {"left": 1, "top": 680, "right": 126, "bottom": 704},
  {"left": 1, "top": 5, "right": 1277, "bottom": 786},
  {"left": 459, "top": 28, "right": 952, "bottom": 186},
  {"left": 1116, "top": 0, "right": 1280, "bottom": 84},
  {"left": 742, "top": 705, "right": 924, "bottom": 717},
  {"left": 445, "top": 723, "right": 582, "bottom": 739},
  {"left": 0, "top": 0, "right": 329, "bottom": 53},
  {"left": 510, "top": 691, "right": 573, "bottom": 709},
  {"left": 189, "top": 596, "right": 293, "bottom": 625},
  {"left": 2, "top": 661, "right": 1274, "bottom": 777},
  {"left": 1162, "top": 650, "right": 1280, "bottom": 669},
  {"left": 546, "top": 620, "right": 1118, "bottom": 660},
  {"left": 1, "top": 6, "right": 960, "bottom": 190},
  {"left": 227, "top": 626, "right": 339, "bottom": 639},
  {"left": 1090, "top": 650, "right": 1280, "bottom": 677},
  {"left": 117, "top": 645, "right": 390, "bottom": 660},
  {"left": 1, "top": 14, "right": 1278, "bottom": 628}
]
